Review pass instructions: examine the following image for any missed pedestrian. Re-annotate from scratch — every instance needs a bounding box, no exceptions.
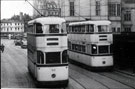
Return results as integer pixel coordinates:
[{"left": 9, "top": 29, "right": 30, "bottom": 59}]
[{"left": 1, "top": 44, "right": 5, "bottom": 53}]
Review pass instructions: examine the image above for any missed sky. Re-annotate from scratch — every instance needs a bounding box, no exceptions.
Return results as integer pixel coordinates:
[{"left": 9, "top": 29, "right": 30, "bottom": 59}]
[{"left": 1, "top": 0, "right": 34, "bottom": 19}]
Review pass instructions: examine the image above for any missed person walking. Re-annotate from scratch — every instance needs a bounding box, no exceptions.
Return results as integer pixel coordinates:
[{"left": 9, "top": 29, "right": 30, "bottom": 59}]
[{"left": 1, "top": 44, "right": 5, "bottom": 53}]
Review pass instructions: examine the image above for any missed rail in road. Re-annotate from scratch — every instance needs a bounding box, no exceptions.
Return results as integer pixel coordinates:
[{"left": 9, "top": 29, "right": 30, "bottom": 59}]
[{"left": 1, "top": 39, "right": 135, "bottom": 89}]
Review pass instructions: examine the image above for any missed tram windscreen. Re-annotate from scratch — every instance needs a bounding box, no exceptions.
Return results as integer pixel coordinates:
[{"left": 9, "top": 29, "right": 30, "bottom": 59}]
[
  {"left": 98, "top": 46, "right": 109, "bottom": 54},
  {"left": 46, "top": 52, "right": 60, "bottom": 64},
  {"left": 49, "top": 25, "right": 59, "bottom": 33}
]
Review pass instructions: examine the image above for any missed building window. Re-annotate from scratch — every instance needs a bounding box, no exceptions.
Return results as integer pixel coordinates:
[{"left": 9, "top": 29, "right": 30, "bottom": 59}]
[
  {"left": 70, "top": 2, "right": 75, "bottom": 16},
  {"left": 117, "top": 27, "right": 121, "bottom": 32},
  {"left": 109, "top": 4, "right": 116, "bottom": 16},
  {"left": 124, "top": 11, "right": 131, "bottom": 21},
  {"left": 7, "top": 28, "right": 9, "bottom": 32},
  {"left": 96, "top": 1, "right": 100, "bottom": 16},
  {"left": 124, "top": 0, "right": 135, "bottom": 3},
  {"left": 112, "top": 27, "right": 116, "bottom": 32},
  {"left": 117, "top": 4, "right": 121, "bottom": 16},
  {"left": 109, "top": 3, "right": 121, "bottom": 16},
  {"left": 124, "top": 26, "right": 131, "bottom": 32}
]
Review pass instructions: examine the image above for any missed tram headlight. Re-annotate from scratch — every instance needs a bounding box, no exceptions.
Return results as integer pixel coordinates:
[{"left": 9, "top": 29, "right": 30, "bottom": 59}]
[
  {"left": 92, "top": 45, "right": 97, "bottom": 54},
  {"left": 93, "top": 46, "right": 97, "bottom": 49}
]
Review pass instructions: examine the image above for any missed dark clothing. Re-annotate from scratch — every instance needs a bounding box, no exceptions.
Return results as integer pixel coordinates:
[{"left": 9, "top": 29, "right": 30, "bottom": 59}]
[{"left": 1, "top": 44, "right": 5, "bottom": 53}]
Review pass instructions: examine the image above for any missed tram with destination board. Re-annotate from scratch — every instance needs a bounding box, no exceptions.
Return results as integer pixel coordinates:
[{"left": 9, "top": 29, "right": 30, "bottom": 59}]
[
  {"left": 27, "top": 17, "right": 68, "bottom": 87},
  {"left": 68, "top": 20, "right": 113, "bottom": 70}
]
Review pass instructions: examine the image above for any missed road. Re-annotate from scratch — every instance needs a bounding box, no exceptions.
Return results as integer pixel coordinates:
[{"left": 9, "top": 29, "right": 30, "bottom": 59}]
[{"left": 1, "top": 39, "right": 135, "bottom": 89}]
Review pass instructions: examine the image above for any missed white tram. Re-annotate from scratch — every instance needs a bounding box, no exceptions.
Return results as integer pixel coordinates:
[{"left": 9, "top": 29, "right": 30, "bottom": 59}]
[
  {"left": 68, "top": 20, "right": 113, "bottom": 69},
  {"left": 27, "top": 17, "right": 68, "bottom": 87}
]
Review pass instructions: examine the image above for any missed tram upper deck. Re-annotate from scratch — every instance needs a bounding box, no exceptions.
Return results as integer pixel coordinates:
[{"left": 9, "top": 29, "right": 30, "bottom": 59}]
[
  {"left": 68, "top": 20, "right": 112, "bottom": 43},
  {"left": 27, "top": 17, "right": 67, "bottom": 51}
]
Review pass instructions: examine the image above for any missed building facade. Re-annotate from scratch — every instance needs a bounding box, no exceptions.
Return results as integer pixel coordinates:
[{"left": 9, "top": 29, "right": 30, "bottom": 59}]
[
  {"left": 33, "top": 0, "right": 61, "bottom": 18},
  {"left": 33, "top": 0, "right": 123, "bottom": 33},
  {"left": 108, "top": 0, "right": 121, "bottom": 33},
  {"left": 1, "top": 20, "right": 24, "bottom": 39},
  {"left": 61, "top": 0, "right": 108, "bottom": 21},
  {"left": 121, "top": 0, "right": 135, "bottom": 32}
]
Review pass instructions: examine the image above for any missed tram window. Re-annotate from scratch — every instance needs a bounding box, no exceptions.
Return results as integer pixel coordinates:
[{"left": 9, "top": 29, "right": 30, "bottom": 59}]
[
  {"left": 110, "top": 44, "right": 113, "bottom": 53},
  {"left": 68, "top": 41, "right": 71, "bottom": 50},
  {"left": 62, "top": 50, "right": 68, "bottom": 63},
  {"left": 46, "top": 52, "right": 60, "bottom": 64},
  {"left": 69, "top": 26, "right": 71, "bottom": 32},
  {"left": 36, "top": 23, "right": 43, "bottom": 33},
  {"left": 37, "top": 51, "right": 44, "bottom": 64},
  {"left": 89, "top": 25, "right": 94, "bottom": 32},
  {"left": 81, "top": 25, "right": 85, "bottom": 33},
  {"left": 49, "top": 25, "right": 59, "bottom": 33},
  {"left": 72, "top": 44, "right": 75, "bottom": 50},
  {"left": 99, "top": 46, "right": 109, "bottom": 54},
  {"left": 86, "top": 25, "right": 94, "bottom": 33},
  {"left": 91, "top": 45, "right": 97, "bottom": 54},
  {"left": 82, "top": 45, "right": 86, "bottom": 52},
  {"left": 28, "top": 25, "right": 34, "bottom": 33},
  {"left": 42, "top": 25, "right": 49, "bottom": 33},
  {"left": 61, "top": 23, "right": 67, "bottom": 33},
  {"left": 98, "top": 25, "right": 108, "bottom": 32}
]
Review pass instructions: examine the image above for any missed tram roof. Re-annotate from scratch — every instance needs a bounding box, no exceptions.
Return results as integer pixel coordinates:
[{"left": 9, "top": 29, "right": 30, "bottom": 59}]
[
  {"left": 69, "top": 20, "right": 111, "bottom": 26},
  {"left": 28, "top": 17, "right": 66, "bottom": 25}
]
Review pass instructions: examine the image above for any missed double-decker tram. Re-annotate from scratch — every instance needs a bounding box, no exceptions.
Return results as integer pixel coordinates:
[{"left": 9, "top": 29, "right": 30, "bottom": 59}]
[
  {"left": 68, "top": 20, "right": 113, "bottom": 70},
  {"left": 27, "top": 17, "right": 68, "bottom": 87}
]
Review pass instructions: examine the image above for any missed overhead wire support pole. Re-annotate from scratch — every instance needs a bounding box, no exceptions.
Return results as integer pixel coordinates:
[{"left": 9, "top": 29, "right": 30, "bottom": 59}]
[{"left": 25, "top": 0, "right": 44, "bottom": 16}]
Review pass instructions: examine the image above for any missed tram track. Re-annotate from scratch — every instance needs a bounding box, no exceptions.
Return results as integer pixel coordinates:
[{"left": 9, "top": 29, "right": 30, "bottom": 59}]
[
  {"left": 69, "top": 64, "right": 134, "bottom": 89},
  {"left": 115, "top": 69, "right": 135, "bottom": 77},
  {"left": 69, "top": 64, "right": 112, "bottom": 89},
  {"left": 98, "top": 71, "right": 135, "bottom": 89},
  {"left": 69, "top": 75, "right": 87, "bottom": 89}
]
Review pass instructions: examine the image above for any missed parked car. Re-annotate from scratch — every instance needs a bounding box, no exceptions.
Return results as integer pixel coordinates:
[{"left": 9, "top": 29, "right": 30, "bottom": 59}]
[
  {"left": 14, "top": 38, "right": 22, "bottom": 46},
  {"left": 21, "top": 37, "right": 27, "bottom": 48},
  {"left": 14, "top": 35, "right": 22, "bottom": 46}
]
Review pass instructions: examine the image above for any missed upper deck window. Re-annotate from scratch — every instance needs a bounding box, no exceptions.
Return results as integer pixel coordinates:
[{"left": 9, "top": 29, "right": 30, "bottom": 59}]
[
  {"left": 86, "top": 25, "right": 94, "bottom": 33},
  {"left": 61, "top": 22, "right": 67, "bottom": 33},
  {"left": 36, "top": 23, "right": 43, "bottom": 33},
  {"left": 98, "top": 25, "right": 108, "bottom": 32},
  {"left": 49, "top": 24, "right": 59, "bottom": 33}
]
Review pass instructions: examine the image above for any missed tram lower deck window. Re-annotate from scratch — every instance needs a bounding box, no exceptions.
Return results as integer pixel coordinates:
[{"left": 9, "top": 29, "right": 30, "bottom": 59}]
[
  {"left": 62, "top": 50, "right": 68, "bottom": 63},
  {"left": 99, "top": 46, "right": 109, "bottom": 54},
  {"left": 46, "top": 52, "right": 60, "bottom": 64}
]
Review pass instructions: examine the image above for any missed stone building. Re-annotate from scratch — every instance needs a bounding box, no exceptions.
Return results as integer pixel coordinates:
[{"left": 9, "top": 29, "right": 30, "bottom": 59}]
[
  {"left": 1, "top": 20, "right": 24, "bottom": 39},
  {"left": 60, "top": 0, "right": 108, "bottom": 21},
  {"left": 121, "top": 0, "right": 135, "bottom": 32},
  {"left": 33, "top": 0, "right": 61, "bottom": 18},
  {"left": 33, "top": 0, "right": 122, "bottom": 33},
  {"left": 108, "top": 0, "right": 121, "bottom": 33}
]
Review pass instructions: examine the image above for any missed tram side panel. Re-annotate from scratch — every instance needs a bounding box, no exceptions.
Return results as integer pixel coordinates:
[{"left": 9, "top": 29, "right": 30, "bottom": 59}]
[
  {"left": 68, "top": 51, "right": 113, "bottom": 67},
  {"left": 68, "top": 34, "right": 113, "bottom": 43},
  {"left": 68, "top": 33, "right": 113, "bottom": 68}
]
